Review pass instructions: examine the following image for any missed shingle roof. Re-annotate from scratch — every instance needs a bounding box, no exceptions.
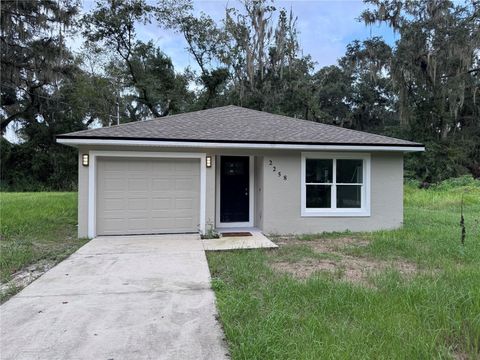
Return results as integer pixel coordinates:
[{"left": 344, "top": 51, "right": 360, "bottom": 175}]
[{"left": 57, "top": 105, "right": 421, "bottom": 147}]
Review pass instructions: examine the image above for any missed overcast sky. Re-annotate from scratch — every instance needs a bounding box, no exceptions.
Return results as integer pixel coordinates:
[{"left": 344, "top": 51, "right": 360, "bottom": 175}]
[{"left": 77, "top": 0, "right": 397, "bottom": 70}]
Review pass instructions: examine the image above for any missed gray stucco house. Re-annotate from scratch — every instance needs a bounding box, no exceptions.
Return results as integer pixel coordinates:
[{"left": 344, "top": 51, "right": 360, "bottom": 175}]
[{"left": 57, "top": 105, "right": 424, "bottom": 238}]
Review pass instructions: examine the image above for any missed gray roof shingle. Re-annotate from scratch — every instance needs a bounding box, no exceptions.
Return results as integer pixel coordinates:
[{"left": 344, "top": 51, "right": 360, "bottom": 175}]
[{"left": 57, "top": 105, "right": 422, "bottom": 147}]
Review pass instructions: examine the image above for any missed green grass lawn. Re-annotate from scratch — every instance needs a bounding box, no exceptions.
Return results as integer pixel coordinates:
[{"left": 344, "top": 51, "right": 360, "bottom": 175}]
[
  {"left": 207, "top": 178, "right": 480, "bottom": 359},
  {"left": 1, "top": 181, "right": 479, "bottom": 357},
  {"left": 0, "top": 192, "right": 87, "bottom": 298}
]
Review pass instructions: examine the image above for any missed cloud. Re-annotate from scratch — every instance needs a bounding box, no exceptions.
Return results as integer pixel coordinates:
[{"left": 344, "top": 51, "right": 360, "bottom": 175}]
[
  {"left": 279, "top": 0, "right": 396, "bottom": 68},
  {"left": 76, "top": 0, "right": 396, "bottom": 71}
]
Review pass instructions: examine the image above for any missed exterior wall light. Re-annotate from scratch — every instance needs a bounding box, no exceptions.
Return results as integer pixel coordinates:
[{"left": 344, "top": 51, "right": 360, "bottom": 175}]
[
  {"left": 206, "top": 155, "right": 212, "bottom": 168},
  {"left": 82, "top": 154, "right": 89, "bottom": 167}
]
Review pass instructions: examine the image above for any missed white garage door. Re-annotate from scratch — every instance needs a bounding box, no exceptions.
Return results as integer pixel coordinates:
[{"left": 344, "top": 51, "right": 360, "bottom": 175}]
[{"left": 96, "top": 157, "right": 200, "bottom": 235}]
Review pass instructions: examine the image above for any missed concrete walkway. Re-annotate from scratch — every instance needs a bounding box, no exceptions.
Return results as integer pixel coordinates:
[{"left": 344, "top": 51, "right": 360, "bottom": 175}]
[
  {"left": 0, "top": 235, "right": 229, "bottom": 360},
  {"left": 202, "top": 229, "right": 278, "bottom": 251}
]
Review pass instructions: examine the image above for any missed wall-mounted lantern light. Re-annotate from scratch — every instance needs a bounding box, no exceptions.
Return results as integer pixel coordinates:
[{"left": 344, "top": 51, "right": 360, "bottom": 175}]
[
  {"left": 206, "top": 155, "right": 212, "bottom": 168},
  {"left": 82, "top": 154, "right": 89, "bottom": 167}
]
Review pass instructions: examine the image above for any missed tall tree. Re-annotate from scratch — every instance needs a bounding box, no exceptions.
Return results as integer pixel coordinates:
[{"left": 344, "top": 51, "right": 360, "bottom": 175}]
[
  {"left": 362, "top": 0, "right": 479, "bottom": 134},
  {"left": 310, "top": 65, "right": 351, "bottom": 125},
  {"left": 221, "top": 0, "right": 315, "bottom": 116},
  {"left": 156, "top": 0, "right": 230, "bottom": 109},
  {"left": 0, "top": 63, "right": 112, "bottom": 190},
  {"left": 156, "top": 0, "right": 313, "bottom": 114},
  {"left": 0, "top": 1, "right": 122, "bottom": 190},
  {"left": 1, "top": 0, "right": 79, "bottom": 133},
  {"left": 361, "top": 0, "right": 480, "bottom": 179},
  {"left": 339, "top": 37, "right": 395, "bottom": 131},
  {"left": 310, "top": 38, "right": 394, "bottom": 131},
  {"left": 121, "top": 41, "right": 193, "bottom": 119},
  {"left": 82, "top": 0, "right": 191, "bottom": 118}
]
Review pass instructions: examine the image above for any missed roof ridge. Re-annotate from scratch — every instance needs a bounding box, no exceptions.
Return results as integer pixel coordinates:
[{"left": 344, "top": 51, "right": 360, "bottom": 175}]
[
  {"left": 57, "top": 105, "right": 421, "bottom": 146},
  {"left": 228, "top": 106, "right": 417, "bottom": 143},
  {"left": 59, "top": 106, "right": 234, "bottom": 136},
  {"left": 140, "top": 105, "right": 238, "bottom": 124},
  {"left": 67, "top": 105, "right": 402, "bottom": 143}
]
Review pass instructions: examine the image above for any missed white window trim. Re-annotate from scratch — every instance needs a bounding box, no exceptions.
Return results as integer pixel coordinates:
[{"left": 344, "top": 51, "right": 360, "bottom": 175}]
[
  {"left": 301, "top": 152, "right": 371, "bottom": 217},
  {"left": 215, "top": 155, "right": 255, "bottom": 228},
  {"left": 87, "top": 150, "right": 207, "bottom": 238}
]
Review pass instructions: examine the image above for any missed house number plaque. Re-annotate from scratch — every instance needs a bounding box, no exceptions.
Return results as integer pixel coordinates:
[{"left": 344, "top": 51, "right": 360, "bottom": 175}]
[{"left": 268, "top": 160, "right": 288, "bottom": 181}]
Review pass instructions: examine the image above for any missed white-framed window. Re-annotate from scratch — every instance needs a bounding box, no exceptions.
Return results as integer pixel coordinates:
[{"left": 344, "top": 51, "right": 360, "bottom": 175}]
[{"left": 301, "top": 152, "right": 371, "bottom": 217}]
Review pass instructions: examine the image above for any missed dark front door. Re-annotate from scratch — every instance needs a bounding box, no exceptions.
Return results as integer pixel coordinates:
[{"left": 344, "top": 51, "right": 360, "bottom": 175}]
[{"left": 220, "top": 156, "right": 250, "bottom": 223}]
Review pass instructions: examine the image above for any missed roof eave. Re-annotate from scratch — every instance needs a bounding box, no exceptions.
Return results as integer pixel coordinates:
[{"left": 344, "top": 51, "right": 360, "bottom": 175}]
[{"left": 56, "top": 137, "right": 425, "bottom": 152}]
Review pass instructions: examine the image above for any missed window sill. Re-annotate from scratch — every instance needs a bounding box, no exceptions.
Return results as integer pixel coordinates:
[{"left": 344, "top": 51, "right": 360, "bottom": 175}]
[{"left": 301, "top": 209, "right": 371, "bottom": 217}]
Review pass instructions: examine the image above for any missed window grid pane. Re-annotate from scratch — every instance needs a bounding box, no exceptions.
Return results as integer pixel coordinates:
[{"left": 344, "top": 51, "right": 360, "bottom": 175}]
[
  {"left": 336, "top": 159, "right": 363, "bottom": 184},
  {"left": 305, "top": 158, "right": 365, "bottom": 210},
  {"left": 306, "top": 159, "right": 333, "bottom": 183},
  {"left": 337, "top": 184, "right": 362, "bottom": 208},
  {"left": 306, "top": 185, "right": 331, "bottom": 208}
]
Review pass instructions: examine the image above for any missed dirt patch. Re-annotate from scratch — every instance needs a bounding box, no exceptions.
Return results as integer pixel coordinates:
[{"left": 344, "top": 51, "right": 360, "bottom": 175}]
[
  {"left": 0, "top": 260, "right": 55, "bottom": 294},
  {"left": 269, "top": 236, "right": 418, "bottom": 286},
  {"left": 453, "top": 352, "right": 468, "bottom": 360},
  {"left": 273, "top": 236, "right": 370, "bottom": 252},
  {"left": 271, "top": 260, "right": 337, "bottom": 279},
  {"left": 271, "top": 256, "right": 417, "bottom": 285}
]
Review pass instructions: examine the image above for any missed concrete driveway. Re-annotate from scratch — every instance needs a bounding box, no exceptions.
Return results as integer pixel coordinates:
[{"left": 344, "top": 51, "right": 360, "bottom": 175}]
[{"left": 0, "top": 235, "right": 229, "bottom": 360}]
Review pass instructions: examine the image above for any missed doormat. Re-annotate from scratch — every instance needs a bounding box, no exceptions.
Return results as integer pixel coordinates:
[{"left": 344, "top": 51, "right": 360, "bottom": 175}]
[{"left": 221, "top": 232, "right": 253, "bottom": 237}]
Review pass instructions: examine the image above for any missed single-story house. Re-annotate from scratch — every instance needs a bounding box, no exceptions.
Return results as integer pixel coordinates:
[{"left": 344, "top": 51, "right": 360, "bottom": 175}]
[{"left": 57, "top": 105, "right": 424, "bottom": 238}]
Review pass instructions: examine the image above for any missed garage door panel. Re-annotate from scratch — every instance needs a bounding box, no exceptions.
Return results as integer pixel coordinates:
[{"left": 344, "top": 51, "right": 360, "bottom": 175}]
[
  {"left": 151, "top": 162, "right": 174, "bottom": 173},
  {"left": 152, "top": 179, "right": 174, "bottom": 191},
  {"left": 103, "top": 190, "right": 126, "bottom": 197},
  {"left": 127, "top": 161, "right": 151, "bottom": 172},
  {"left": 171, "top": 189, "right": 198, "bottom": 196},
  {"left": 101, "top": 218, "right": 125, "bottom": 234},
  {"left": 172, "top": 208, "right": 197, "bottom": 217},
  {"left": 175, "top": 218, "right": 196, "bottom": 229},
  {"left": 149, "top": 210, "right": 195, "bottom": 219},
  {"left": 175, "top": 162, "right": 199, "bottom": 173},
  {"left": 103, "top": 161, "right": 126, "bottom": 171},
  {"left": 128, "top": 217, "right": 149, "bottom": 229},
  {"left": 125, "top": 209, "right": 150, "bottom": 219},
  {"left": 103, "top": 198, "right": 125, "bottom": 211},
  {"left": 150, "top": 210, "right": 172, "bottom": 218},
  {"left": 127, "top": 198, "right": 149, "bottom": 210},
  {"left": 102, "top": 210, "right": 126, "bottom": 219},
  {"left": 128, "top": 178, "right": 149, "bottom": 190},
  {"left": 175, "top": 198, "right": 195, "bottom": 210},
  {"left": 150, "top": 222, "right": 173, "bottom": 232},
  {"left": 97, "top": 157, "right": 200, "bottom": 235},
  {"left": 126, "top": 189, "right": 149, "bottom": 194},
  {"left": 175, "top": 178, "right": 197, "bottom": 191},
  {"left": 102, "top": 196, "right": 124, "bottom": 206},
  {"left": 151, "top": 198, "right": 173, "bottom": 210},
  {"left": 175, "top": 191, "right": 199, "bottom": 202},
  {"left": 102, "top": 178, "right": 126, "bottom": 191}
]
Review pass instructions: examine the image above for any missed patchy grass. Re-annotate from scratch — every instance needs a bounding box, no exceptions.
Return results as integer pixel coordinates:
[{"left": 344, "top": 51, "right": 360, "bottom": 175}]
[
  {"left": 273, "top": 243, "right": 342, "bottom": 263},
  {"left": 207, "top": 178, "right": 480, "bottom": 359},
  {"left": 0, "top": 192, "right": 87, "bottom": 299},
  {"left": 268, "top": 237, "right": 419, "bottom": 285}
]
